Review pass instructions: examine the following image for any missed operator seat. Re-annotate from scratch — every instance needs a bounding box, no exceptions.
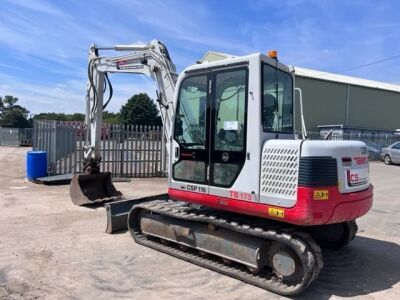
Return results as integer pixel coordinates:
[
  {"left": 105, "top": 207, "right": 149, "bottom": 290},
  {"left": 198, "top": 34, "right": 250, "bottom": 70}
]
[{"left": 263, "top": 94, "right": 277, "bottom": 128}]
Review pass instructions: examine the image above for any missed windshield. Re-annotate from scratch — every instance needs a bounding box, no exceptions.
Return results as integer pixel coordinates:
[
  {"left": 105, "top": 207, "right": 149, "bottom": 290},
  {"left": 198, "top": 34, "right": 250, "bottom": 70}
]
[{"left": 262, "top": 63, "right": 293, "bottom": 133}]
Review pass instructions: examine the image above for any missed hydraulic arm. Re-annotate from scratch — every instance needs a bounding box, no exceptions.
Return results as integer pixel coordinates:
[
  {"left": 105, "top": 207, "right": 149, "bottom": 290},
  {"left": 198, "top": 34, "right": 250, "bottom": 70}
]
[
  {"left": 70, "top": 40, "right": 177, "bottom": 205},
  {"left": 84, "top": 39, "right": 177, "bottom": 172}
]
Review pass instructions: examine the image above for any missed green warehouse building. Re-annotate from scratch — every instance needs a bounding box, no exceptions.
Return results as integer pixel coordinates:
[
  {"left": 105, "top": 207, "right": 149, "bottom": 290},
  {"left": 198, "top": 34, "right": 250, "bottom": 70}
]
[{"left": 294, "top": 67, "right": 400, "bottom": 134}]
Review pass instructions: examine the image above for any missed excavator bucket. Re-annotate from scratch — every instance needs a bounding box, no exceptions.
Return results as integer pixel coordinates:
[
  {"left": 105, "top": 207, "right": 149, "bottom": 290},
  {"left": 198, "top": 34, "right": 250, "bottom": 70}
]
[{"left": 70, "top": 172, "right": 123, "bottom": 206}]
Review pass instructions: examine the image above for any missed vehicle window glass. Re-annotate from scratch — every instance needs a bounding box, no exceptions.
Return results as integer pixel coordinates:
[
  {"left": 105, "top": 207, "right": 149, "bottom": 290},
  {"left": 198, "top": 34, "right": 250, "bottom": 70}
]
[
  {"left": 173, "top": 160, "right": 206, "bottom": 182},
  {"left": 392, "top": 143, "right": 400, "bottom": 149},
  {"left": 262, "top": 64, "right": 293, "bottom": 133},
  {"left": 174, "top": 75, "right": 207, "bottom": 149},
  {"left": 212, "top": 68, "right": 247, "bottom": 187},
  {"left": 214, "top": 69, "right": 247, "bottom": 151}
]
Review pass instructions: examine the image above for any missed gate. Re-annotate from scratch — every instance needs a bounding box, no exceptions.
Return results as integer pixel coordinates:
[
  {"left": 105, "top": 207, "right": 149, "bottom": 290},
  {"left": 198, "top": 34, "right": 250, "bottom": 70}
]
[
  {"left": 0, "top": 128, "right": 19, "bottom": 146},
  {"left": 95, "top": 125, "right": 166, "bottom": 178},
  {"left": 33, "top": 120, "right": 167, "bottom": 177},
  {"left": 33, "top": 121, "right": 77, "bottom": 175},
  {"left": 0, "top": 128, "right": 33, "bottom": 147}
]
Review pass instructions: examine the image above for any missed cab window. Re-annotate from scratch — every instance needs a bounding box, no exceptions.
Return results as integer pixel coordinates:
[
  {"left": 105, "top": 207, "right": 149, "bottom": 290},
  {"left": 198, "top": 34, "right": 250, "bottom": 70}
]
[
  {"left": 174, "top": 75, "right": 207, "bottom": 149},
  {"left": 262, "top": 63, "right": 293, "bottom": 133}
]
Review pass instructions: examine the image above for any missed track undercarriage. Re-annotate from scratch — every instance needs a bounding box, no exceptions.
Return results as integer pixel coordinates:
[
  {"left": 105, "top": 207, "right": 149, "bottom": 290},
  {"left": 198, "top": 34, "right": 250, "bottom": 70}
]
[{"left": 127, "top": 200, "right": 327, "bottom": 296}]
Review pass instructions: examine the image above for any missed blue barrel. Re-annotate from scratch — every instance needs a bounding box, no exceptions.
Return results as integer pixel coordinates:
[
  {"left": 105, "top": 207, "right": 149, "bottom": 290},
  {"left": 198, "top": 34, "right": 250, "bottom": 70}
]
[{"left": 26, "top": 151, "right": 48, "bottom": 180}]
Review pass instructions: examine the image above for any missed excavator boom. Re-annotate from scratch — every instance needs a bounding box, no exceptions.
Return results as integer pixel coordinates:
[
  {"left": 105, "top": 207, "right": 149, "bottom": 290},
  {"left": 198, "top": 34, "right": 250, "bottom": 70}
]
[{"left": 70, "top": 40, "right": 177, "bottom": 205}]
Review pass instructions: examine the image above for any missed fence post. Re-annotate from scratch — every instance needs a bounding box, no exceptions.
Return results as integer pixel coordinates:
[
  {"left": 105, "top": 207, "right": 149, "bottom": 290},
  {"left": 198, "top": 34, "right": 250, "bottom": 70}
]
[
  {"left": 50, "top": 121, "right": 58, "bottom": 175},
  {"left": 161, "top": 125, "right": 167, "bottom": 176},
  {"left": 119, "top": 124, "right": 124, "bottom": 177}
]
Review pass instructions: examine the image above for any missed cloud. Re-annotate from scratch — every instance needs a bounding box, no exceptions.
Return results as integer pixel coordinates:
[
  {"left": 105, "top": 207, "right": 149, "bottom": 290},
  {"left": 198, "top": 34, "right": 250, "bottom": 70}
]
[
  {"left": 3, "top": 0, "right": 67, "bottom": 17},
  {"left": 0, "top": 72, "right": 156, "bottom": 114},
  {"left": 1, "top": 0, "right": 400, "bottom": 116}
]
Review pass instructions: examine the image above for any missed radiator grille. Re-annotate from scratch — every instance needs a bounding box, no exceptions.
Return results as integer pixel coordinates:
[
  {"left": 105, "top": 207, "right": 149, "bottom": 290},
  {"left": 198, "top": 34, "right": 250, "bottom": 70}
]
[
  {"left": 298, "top": 157, "right": 338, "bottom": 187},
  {"left": 260, "top": 146, "right": 300, "bottom": 200}
]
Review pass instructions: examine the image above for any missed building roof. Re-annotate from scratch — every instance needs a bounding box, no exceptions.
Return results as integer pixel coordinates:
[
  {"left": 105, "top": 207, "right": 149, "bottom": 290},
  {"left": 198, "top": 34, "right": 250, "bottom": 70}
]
[
  {"left": 198, "top": 51, "right": 236, "bottom": 63},
  {"left": 294, "top": 66, "right": 400, "bottom": 93},
  {"left": 198, "top": 51, "right": 400, "bottom": 93}
]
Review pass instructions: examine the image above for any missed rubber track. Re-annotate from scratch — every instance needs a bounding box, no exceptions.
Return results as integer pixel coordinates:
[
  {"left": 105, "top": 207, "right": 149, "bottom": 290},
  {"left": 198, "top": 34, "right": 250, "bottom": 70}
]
[{"left": 128, "top": 200, "right": 323, "bottom": 296}]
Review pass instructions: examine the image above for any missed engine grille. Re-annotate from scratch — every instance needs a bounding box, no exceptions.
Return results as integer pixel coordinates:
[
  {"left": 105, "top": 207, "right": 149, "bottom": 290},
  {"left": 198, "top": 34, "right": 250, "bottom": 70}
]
[
  {"left": 298, "top": 157, "right": 338, "bottom": 187},
  {"left": 260, "top": 146, "right": 300, "bottom": 200}
]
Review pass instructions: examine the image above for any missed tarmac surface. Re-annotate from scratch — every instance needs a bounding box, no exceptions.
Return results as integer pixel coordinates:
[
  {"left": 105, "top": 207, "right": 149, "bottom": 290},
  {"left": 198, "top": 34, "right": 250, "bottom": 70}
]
[{"left": 0, "top": 147, "right": 399, "bottom": 299}]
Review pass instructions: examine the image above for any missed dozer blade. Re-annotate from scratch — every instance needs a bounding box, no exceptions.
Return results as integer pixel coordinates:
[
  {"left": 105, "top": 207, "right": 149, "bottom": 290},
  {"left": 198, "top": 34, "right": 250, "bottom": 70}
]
[{"left": 70, "top": 172, "right": 123, "bottom": 206}]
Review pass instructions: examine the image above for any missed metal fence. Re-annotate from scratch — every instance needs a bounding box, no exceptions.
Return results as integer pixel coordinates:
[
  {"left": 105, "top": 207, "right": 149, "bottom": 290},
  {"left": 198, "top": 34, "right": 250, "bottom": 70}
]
[
  {"left": 302, "top": 131, "right": 400, "bottom": 160},
  {"left": 33, "top": 121, "right": 77, "bottom": 175},
  {"left": 0, "top": 127, "right": 33, "bottom": 146},
  {"left": 32, "top": 120, "right": 167, "bottom": 178}
]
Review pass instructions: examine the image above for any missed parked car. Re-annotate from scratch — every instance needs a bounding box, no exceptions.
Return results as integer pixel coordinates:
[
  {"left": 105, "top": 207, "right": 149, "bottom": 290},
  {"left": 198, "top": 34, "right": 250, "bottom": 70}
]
[{"left": 381, "top": 142, "right": 400, "bottom": 165}]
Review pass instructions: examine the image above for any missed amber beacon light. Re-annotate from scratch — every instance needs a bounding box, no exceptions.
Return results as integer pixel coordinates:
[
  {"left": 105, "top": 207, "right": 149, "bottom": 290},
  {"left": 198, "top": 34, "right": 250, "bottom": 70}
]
[{"left": 267, "top": 50, "right": 278, "bottom": 59}]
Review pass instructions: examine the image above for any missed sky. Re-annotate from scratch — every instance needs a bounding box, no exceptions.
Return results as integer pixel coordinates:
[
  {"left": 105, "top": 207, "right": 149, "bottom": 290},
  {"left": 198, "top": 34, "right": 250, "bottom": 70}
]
[{"left": 1, "top": 0, "right": 400, "bottom": 115}]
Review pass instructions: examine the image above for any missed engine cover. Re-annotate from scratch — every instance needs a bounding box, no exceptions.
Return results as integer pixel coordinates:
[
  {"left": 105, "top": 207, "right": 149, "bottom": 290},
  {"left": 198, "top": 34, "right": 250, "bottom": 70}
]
[{"left": 300, "top": 140, "right": 370, "bottom": 194}]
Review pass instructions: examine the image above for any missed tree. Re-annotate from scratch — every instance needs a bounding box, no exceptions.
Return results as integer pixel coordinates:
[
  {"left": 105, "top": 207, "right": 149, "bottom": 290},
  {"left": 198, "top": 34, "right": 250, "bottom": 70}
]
[
  {"left": 69, "top": 113, "right": 85, "bottom": 122},
  {"left": 1, "top": 95, "right": 29, "bottom": 117},
  {"left": 0, "top": 95, "right": 30, "bottom": 128},
  {"left": 120, "top": 93, "right": 162, "bottom": 126},
  {"left": 103, "top": 111, "right": 120, "bottom": 124},
  {"left": 33, "top": 112, "right": 85, "bottom": 122},
  {"left": 0, "top": 96, "right": 4, "bottom": 113},
  {"left": 0, "top": 109, "right": 30, "bottom": 128}
]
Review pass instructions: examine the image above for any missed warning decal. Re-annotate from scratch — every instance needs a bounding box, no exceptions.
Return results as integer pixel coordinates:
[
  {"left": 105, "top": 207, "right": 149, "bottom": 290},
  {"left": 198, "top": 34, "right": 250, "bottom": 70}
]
[
  {"left": 313, "top": 190, "right": 329, "bottom": 200},
  {"left": 268, "top": 207, "right": 285, "bottom": 218}
]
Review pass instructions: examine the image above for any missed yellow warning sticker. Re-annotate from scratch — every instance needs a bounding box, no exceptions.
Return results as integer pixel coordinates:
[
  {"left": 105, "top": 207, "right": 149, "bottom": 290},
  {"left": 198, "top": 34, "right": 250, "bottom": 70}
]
[
  {"left": 268, "top": 207, "right": 285, "bottom": 218},
  {"left": 313, "top": 190, "right": 329, "bottom": 200}
]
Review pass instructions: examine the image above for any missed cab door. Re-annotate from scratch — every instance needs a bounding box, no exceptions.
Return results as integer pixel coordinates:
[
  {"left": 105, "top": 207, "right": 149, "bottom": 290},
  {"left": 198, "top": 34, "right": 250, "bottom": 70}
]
[
  {"left": 171, "top": 67, "right": 248, "bottom": 192},
  {"left": 172, "top": 74, "right": 209, "bottom": 193},
  {"left": 209, "top": 68, "right": 248, "bottom": 188}
]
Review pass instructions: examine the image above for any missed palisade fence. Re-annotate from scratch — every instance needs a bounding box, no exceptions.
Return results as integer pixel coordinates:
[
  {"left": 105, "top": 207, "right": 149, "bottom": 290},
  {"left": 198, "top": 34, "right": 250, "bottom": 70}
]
[
  {"left": 0, "top": 127, "right": 33, "bottom": 146},
  {"left": 32, "top": 120, "right": 167, "bottom": 178},
  {"left": 301, "top": 131, "right": 400, "bottom": 161}
]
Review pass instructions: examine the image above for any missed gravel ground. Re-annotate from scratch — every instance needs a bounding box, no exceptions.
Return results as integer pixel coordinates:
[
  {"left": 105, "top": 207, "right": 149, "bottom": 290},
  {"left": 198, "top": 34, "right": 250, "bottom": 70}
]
[{"left": 0, "top": 147, "right": 399, "bottom": 300}]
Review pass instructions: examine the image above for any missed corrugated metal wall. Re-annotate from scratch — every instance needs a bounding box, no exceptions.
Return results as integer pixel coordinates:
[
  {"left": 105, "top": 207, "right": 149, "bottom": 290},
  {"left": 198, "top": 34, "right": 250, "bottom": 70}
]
[{"left": 294, "top": 76, "right": 400, "bottom": 132}]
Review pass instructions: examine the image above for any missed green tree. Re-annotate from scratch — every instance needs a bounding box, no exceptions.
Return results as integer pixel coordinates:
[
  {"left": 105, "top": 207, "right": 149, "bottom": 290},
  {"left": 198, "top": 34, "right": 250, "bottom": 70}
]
[
  {"left": 0, "top": 95, "right": 29, "bottom": 116},
  {"left": 0, "top": 109, "right": 30, "bottom": 128},
  {"left": 69, "top": 113, "right": 85, "bottom": 122},
  {"left": 0, "top": 95, "right": 30, "bottom": 127},
  {"left": 103, "top": 111, "right": 120, "bottom": 124},
  {"left": 0, "top": 96, "right": 4, "bottom": 113},
  {"left": 33, "top": 112, "right": 84, "bottom": 122},
  {"left": 120, "top": 93, "right": 162, "bottom": 126},
  {"left": 2, "top": 95, "right": 18, "bottom": 108}
]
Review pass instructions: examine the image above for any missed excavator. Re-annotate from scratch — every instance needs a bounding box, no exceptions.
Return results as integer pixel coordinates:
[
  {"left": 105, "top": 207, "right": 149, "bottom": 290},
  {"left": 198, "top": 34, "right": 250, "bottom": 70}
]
[{"left": 70, "top": 40, "right": 373, "bottom": 295}]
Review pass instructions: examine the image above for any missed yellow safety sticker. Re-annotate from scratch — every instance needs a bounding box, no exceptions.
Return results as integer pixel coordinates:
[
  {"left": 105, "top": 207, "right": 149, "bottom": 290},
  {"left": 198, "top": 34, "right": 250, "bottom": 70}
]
[
  {"left": 313, "top": 190, "right": 329, "bottom": 200},
  {"left": 268, "top": 207, "right": 285, "bottom": 218}
]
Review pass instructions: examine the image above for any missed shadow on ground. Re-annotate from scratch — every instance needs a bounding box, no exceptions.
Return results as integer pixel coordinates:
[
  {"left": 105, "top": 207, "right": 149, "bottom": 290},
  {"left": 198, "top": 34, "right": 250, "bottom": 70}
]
[{"left": 297, "top": 235, "right": 400, "bottom": 299}]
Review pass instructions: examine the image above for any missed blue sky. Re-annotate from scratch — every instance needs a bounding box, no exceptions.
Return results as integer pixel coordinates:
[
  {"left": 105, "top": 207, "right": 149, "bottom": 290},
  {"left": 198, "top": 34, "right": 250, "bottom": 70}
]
[{"left": 1, "top": 0, "right": 400, "bottom": 114}]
